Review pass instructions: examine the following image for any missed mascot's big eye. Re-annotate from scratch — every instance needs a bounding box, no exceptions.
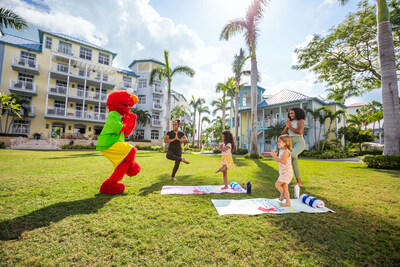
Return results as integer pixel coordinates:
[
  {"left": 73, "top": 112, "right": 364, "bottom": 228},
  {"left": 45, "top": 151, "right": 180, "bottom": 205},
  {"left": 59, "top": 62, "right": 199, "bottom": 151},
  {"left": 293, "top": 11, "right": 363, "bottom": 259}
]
[{"left": 126, "top": 88, "right": 133, "bottom": 95}]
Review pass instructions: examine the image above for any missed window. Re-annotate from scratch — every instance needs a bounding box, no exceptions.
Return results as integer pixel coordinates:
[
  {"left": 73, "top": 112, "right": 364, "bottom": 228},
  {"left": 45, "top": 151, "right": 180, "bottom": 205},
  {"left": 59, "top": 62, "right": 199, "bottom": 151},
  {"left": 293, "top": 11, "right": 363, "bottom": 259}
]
[
  {"left": 54, "top": 100, "right": 65, "bottom": 109},
  {"left": 102, "top": 74, "right": 108, "bottom": 82},
  {"left": 153, "top": 96, "right": 161, "bottom": 109},
  {"left": 45, "top": 36, "right": 52, "bottom": 49},
  {"left": 18, "top": 73, "right": 34, "bottom": 84},
  {"left": 98, "top": 52, "right": 110, "bottom": 65},
  {"left": 138, "top": 79, "right": 147, "bottom": 88},
  {"left": 138, "top": 95, "right": 146, "bottom": 105},
  {"left": 151, "top": 130, "right": 159, "bottom": 140},
  {"left": 78, "top": 68, "right": 90, "bottom": 78},
  {"left": 152, "top": 112, "right": 160, "bottom": 120},
  {"left": 20, "top": 51, "right": 36, "bottom": 65},
  {"left": 57, "top": 63, "right": 69, "bottom": 73},
  {"left": 136, "top": 129, "right": 145, "bottom": 139},
  {"left": 154, "top": 81, "right": 162, "bottom": 93},
  {"left": 75, "top": 103, "right": 83, "bottom": 118},
  {"left": 79, "top": 47, "right": 92, "bottom": 60},
  {"left": 58, "top": 40, "right": 72, "bottom": 55},
  {"left": 12, "top": 119, "right": 30, "bottom": 134},
  {"left": 122, "top": 76, "right": 132, "bottom": 88}
]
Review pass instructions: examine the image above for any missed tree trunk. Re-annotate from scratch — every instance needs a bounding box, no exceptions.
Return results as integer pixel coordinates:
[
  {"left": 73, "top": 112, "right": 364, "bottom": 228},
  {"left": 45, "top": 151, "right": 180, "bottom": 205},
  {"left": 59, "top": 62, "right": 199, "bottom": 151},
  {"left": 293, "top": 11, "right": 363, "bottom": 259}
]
[
  {"left": 250, "top": 54, "right": 258, "bottom": 155},
  {"left": 192, "top": 113, "right": 196, "bottom": 147},
  {"left": 197, "top": 114, "right": 201, "bottom": 147},
  {"left": 222, "top": 103, "right": 226, "bottom": 131},
  {"left": 166, "top": 80, "right": 172, "bottom": 133},
  {"left": 377, "top": 15, "right": 400, "bottom": 155},
  {"left": 378, "top": 120, "right": 382, "bottom": 144},
  {"left": 322, "top": 123, "right": 332, "bottom": 151},
  {"left": 314, "top": 120, "right": 317, "bottom": 151},
  {"left": 234, "top": 89, "right": 239, "bottom": 153}
]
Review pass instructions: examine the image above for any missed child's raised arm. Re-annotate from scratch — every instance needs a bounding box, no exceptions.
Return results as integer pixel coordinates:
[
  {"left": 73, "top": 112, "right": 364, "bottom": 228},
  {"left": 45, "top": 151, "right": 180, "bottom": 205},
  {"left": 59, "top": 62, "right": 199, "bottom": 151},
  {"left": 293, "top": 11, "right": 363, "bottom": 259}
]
[{"left": 271, "top": 150, "right": 290, "bottom": 163}]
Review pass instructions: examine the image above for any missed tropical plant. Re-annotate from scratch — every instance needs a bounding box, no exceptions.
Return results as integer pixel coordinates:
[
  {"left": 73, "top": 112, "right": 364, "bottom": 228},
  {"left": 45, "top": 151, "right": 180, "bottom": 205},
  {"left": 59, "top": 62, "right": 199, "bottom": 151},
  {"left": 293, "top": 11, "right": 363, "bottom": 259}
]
[
  {"left": 220, "top": 0, "right": 268, "bottom": 155},
  {"left": 321, "top": 108, "right": 345, "bottom": 151},
  {"left": 265, "top": 121, "right": 285, "bottom": 150},
  {"left": 232, "top": 48, "right": 251, "bottom": 152},
  {"left": 1, "top": 94, "right": 28, "bottom": 134},
  {"left": 200, "top": 116, "right": 211, "bottom": 149},
  {"left": 132, "top": 108, "right": 152, "bottom": 127},
  {"left": 0, "top": 7, "right": 28, "bottom": 34},
  {"left": 181, "top": 122, "right": 192, "bottom": 138},
  {"left": 0, "top": 93, "right": 22, "bottom": 133},
  {"left": 189, "top": 96, "right": 205, "bottom": 146},
  {"left": 197, "top": 105, "right": 210, "bottom": 147},
  {"left": 170, "top": 105, "right": 188, "bottom": 121},
  {"left": 211, "top": 97, "right": 230, "bottom": 119},
  {"left": 338, "top": 0, "right": 400, "bottom": 155},
  {"left": 149, "top": 50, "right": 195, "bottom": 132},
  {"left": 215, "top": 78, "right": 235, "bottom": 130}
]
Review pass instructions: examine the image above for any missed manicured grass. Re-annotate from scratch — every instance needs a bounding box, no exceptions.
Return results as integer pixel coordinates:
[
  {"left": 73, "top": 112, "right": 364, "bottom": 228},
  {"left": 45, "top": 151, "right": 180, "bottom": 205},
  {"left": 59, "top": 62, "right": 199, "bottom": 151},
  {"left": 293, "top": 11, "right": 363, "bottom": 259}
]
[{"left": 0, "top": 150, "right": 399, "bottom": 266}]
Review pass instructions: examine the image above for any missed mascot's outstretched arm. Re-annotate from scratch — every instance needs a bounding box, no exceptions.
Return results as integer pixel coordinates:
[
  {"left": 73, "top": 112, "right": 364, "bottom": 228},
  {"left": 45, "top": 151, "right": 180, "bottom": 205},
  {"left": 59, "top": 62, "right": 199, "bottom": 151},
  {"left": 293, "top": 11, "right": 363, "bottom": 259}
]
[{"left": 96, "top": 90, "right": 141, "bottom": 194}]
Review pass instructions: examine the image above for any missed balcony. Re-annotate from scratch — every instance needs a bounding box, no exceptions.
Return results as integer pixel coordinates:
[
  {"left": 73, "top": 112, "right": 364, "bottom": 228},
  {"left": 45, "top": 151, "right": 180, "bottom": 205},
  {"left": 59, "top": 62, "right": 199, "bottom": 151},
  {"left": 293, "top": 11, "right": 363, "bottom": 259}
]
[
  {"left": 152, "top": 119, "right": 162, "bottom": 127},
  {"left": 152, "top": 85, "right": 163, "bottom": 95},
  {"left": 152, "top": 103, "right": 163, "bottom": 111},
  {"left": 48, "top": 85, "right": 67, "bottom": 96},
  {"left": 11, "top": 56, "right": 39, "bottom": 75},
  {"left": 9, "top": 79, "right": 37, "bottom": 96},
  {"left": 68, "top": 88, "right": 88, "bottom": 99},
  {"left": 46, "top": 107, "right": 107, "bottom": 122},
  {"left": 55, "top": 45, "right": 75, "bottom": 58}
]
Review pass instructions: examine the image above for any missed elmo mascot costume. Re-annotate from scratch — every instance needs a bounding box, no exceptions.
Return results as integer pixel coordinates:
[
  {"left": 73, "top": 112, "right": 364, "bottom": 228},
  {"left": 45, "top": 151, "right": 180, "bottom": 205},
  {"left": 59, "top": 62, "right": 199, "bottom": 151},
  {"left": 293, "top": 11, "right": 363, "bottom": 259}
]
[{"left": 96, "top": 89, "right": 141, "bottom": 194}]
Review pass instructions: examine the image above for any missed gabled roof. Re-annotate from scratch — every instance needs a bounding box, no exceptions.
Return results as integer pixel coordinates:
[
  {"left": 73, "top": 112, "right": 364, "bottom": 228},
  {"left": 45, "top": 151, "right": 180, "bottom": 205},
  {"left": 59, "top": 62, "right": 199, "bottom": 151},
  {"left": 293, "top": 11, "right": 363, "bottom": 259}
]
[
  {"left": 0, "top": 34, "right": 42, "bottom": 52},
  {"left": 265, "top": 89, "right": 310, "bottom": 105},
  {"left": 242, "top": 85, "right": 266, "bottom": 94},
  {"left": 116, "top": 68, "right": 139, "bottom": 77},
  {"left": 128, "top": 58, "right": 166, "bottom": 69},
  {"left": 38, "top": 29, "right": 117, "bottom": 59}
]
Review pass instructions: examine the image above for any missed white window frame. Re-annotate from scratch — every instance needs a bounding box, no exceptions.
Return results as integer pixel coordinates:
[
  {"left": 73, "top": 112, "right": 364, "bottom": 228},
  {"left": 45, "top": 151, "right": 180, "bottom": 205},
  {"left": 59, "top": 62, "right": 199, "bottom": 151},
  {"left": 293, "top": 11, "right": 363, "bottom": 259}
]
[
  {"left": 79, "top": 46, "right": 92, "bottom": 60},
  {"left": 45, "top": 36, "right": 52, "bottom": 49},
  {"left": 138, "top": 79, "right": 147, "bottom": 89},
  {"left": 138, "top": 95, "right": 146, "bottom": 105},
  {"left": 57, "top": 63, "right": 69, "bottom": 73},
  {"left": 12, "top": 119, "right": 30, "bottom": 134},
  {"left": 151, "top": 130, "right": 159, "bottom": 140},
  {"left": 98, "top": 52, "right": 110, "bottom": 65},
  {"left": 58, "top": 40, "right": 72, "bottom": 55}
]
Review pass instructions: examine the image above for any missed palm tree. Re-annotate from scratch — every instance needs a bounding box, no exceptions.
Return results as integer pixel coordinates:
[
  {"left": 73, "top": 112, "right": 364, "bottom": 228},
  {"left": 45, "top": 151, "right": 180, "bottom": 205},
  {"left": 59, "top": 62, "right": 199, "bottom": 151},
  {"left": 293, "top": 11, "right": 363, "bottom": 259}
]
[
  {"left": 306, "top": 106, "right": 332, "bottom": 151},
  {"left": 200, "top": 116, "right": 211, "bottom": 150},
  {"left": 232, "top": 48, "right": 251, "bottom": 151},
  {"left": 189, "top": 96, "right": 205, "bottom": 147},
  {"left": 4, "top": 94, "right": 29, "bottom": 134},
  {"left": 132, "top": 108, "right": 152, "bottom": 127},
  {"left": 339, "top": 0, "right": 400, "bottom": 155},
  {"left": 265, "top": 121, "right": 286, "bottom": 150},
  {"left": 0, "top": 8, "right": 28, "bottom": 34},
  {"left": 306, "top": 108, "right": 321, "bottom": 151},
  {"left": 211, "top": 97, "right": 230, "bottom": 119},
  {"left": 321, "top": 109, "right": 345, "bottom": 151},
  {"left": 215, "top": 78, "right": 235, "bottom": 130},
  {"left": 220, "top": 0, "right": 268, "bottom": 155},
  {"left": 149, "top": 50, "right": 195, "bottom": 132},
  {"left": 170, "top": 105, "right": 188, "bottom": 121},
  {"left": 347, "top": 113, "right": 364, "bottom": 129},
  {"left": 197, "top": 105, "right": 210, "bottom": 147}
]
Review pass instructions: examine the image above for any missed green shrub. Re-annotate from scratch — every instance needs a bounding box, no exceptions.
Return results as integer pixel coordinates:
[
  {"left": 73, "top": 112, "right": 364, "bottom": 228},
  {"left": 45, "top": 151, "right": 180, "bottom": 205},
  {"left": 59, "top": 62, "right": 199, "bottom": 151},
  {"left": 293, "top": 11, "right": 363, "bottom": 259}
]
[
  {"left": 0, "top": 133, "right": 28, "bottom": 137},
  {"left": 300, "top": 150, "right": 351, "bottom": 159},
  {"left": 355, "top": 149, "right": 383, "bottom": 156},
  {"left": 234, "top": 148, "right": 248, "bottom": 155},
  {"left": 213, "top": 150, "right": 221, "bottom": 154},
  {"left": 362, "top": 155, "right": 400, "bottom": 170},
  {"left": 125, "top": 138, "right": 151, "bottom": 142},
  {"left": 0, "top": 142, "right": 5, "bottom": 149},
  {"left": 61, "top": 144, "right": 96, "bottom": 150},
  {"left": 244, "top": 153, "right": 263, "bottom": 159}
]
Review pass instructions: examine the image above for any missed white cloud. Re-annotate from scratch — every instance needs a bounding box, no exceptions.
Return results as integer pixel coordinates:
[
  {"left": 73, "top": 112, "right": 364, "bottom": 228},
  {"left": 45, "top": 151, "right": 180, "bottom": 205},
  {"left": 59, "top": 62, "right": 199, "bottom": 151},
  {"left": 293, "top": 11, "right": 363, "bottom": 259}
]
[
  {"left": 136, "top": 41, "right": 145, "bottom": 51},
  {"left": 319, "top": 0, "right": 338, "bottom": 8}
]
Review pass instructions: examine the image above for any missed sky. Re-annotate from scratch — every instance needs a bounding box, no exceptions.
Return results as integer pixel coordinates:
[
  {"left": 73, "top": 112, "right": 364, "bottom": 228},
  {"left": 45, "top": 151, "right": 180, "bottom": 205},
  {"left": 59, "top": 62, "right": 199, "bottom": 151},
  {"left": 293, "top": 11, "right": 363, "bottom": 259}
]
[{"left": 3, "top": 0, "right": 383, "bottom": 112}]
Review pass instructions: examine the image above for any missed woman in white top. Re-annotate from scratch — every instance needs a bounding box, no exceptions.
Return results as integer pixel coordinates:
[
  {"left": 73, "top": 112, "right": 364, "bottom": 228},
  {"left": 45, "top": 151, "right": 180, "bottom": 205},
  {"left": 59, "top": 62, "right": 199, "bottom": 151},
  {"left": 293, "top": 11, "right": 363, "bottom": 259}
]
[{"left": 281, "top": 107, "right": 306, "bottom": 187}]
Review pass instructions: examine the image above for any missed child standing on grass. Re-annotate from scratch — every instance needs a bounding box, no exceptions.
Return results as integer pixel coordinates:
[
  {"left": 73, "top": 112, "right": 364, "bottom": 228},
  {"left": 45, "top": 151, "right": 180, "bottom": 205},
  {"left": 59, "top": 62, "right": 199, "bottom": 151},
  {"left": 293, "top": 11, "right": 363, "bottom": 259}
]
[
  {"left": 215, "top": 131, "right": 235, "bottom": 190},
  {"left": 271, "top": 134, "right": 293, "bottom": 207}
]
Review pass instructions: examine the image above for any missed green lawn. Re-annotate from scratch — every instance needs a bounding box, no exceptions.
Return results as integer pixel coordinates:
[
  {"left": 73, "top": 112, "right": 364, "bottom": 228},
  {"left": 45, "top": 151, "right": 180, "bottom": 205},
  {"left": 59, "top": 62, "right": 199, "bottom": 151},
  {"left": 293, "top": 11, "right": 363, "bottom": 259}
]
[{"left": 0, "top": 150, "right": 399, "bottom": 266}]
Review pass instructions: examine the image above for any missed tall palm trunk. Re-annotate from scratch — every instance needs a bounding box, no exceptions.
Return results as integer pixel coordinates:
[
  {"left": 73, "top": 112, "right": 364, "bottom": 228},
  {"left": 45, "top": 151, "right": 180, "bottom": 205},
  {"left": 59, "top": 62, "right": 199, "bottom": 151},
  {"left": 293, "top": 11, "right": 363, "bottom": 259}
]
[
  {"left": 314, "top": 119, "right": 317, "bottom": 151},
  {"left": 378, "top": 120, "right": 382, "bottom": 144},
  {"left": 222, "top": 103, "right": 226, "bottom": 130},
  {"left": 192, "top": 113, "right": 196, "bottom": 146},
  {"left": 250, "top": 54, "right": 258, "bottom": 155},
  {"left": 197, "top": 114, "right": 201, "bottom": 147},
  {"left": 234, "top": 88, "right": 239, "bottom": 153},
  {"left": 166, "top": 79, "right": 172, "bottom": 132},
  {"left": 377, "top": 0, "right": 400, "bottom": 155}
]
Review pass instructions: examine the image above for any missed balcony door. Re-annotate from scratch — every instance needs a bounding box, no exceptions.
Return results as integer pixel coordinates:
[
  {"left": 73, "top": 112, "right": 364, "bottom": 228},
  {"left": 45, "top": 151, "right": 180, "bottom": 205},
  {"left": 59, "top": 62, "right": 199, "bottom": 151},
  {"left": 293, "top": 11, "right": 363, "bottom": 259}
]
[
  {"left": 20, "top": 51, "right": 36, "bottom": 67},
  {"left": 17, "top": 73, "right": 34, "bottom": 89},
  {"left": 58, "top": 41, "right": 72, "bottom": 55}
]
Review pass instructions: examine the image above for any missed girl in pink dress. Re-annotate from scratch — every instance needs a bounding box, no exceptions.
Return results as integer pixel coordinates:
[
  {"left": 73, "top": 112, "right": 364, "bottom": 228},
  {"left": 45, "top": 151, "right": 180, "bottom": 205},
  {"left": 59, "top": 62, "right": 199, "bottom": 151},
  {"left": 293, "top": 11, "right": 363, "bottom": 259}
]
[{"left": 271, "top": 134, "right": 293, "bottom": 207}]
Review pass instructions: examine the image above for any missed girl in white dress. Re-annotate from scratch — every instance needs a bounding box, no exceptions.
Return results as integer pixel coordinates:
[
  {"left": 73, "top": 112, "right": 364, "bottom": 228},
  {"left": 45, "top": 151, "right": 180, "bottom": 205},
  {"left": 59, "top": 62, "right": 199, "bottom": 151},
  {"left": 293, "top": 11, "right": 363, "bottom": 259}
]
[{"left": 271, "top": 134, "right": 293, "bottom": 207}]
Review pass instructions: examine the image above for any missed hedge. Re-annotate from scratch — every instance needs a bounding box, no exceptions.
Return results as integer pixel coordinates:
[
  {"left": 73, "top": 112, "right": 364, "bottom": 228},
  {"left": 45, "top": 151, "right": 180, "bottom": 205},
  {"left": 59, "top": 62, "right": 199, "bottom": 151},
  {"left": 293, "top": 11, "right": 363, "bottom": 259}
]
[
  {"left": 362, "top": 155, "right": 400, "bottom": 170},
  {"left": 61, "top": 144, "right": 96, "bottom": 150},
  {"left": 244, "top": 153, "right": 263, "bottom": 159},
  {"left": 0, "top": 133, "right": 28, "bottom": 137},
  {"left": 300, "top": 150, "right": 351, "bottom": 159}
]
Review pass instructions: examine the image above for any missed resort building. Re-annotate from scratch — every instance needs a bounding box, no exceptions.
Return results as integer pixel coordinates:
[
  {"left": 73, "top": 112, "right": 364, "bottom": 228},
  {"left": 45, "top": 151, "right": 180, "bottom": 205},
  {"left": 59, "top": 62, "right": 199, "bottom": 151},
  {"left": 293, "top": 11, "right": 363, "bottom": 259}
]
[
  {"left": 227, "top": 87, "right": 347, "bottom": 153},
  {"left": 171, "top": 89, "right": 191, "bottom": 123},
  {"left": 0, "top": 30, "right": 167, "bottom": 143}
]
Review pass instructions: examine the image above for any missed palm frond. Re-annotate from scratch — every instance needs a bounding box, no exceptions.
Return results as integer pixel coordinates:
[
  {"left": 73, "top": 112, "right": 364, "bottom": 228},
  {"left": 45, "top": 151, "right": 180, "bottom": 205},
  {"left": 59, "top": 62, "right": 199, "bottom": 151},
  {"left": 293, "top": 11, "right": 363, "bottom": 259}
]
[
  {"left": 219, "top": 19, "right": 246, "bottom": 41},
  {"left": 171, "top": 66, "right": 195, "bottom": 77},
  {"left": 149, "top": 67, "right": 167, "bottom": 86},
  {"left": 0, "top": 8, "right": 28, "bottom": 34}
]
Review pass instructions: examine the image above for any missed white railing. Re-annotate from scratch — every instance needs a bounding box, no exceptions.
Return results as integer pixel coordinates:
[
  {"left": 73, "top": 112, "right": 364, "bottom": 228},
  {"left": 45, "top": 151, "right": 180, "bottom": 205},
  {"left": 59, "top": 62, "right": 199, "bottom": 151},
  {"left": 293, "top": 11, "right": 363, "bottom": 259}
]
[
  {"left": 153, "top": 103, "right": 162, "bottom": 110},
  {"left": 56, "top": 45, "right": 75, "bottom": 57},
  {"left": 68, "top": 88, "right": 87, "bottom": 98},
  {"left": 153, "top": 86, "right": 163, "bottom": 94},
  {"left": 152, "top": 119, "right": 161, "bottom": 127},
  {"left": 12, "top": 55, "right": 39, "bottom": 70},
  {"left": 49, "top": 85, "right": 67, "bottom": 95},
  {"left": 9, "top": 79, "right": 37, "bottom": 93},
  {"left": 47, "top": 107, "right": 66, "bottom": 116}
]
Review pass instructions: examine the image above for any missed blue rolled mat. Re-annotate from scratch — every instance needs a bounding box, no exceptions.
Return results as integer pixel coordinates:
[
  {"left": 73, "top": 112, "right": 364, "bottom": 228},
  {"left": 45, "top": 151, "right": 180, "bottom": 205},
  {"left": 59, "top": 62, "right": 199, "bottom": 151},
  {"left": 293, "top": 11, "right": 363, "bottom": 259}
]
[{"left": 300, "top": 194, "right": 325, "bottom": 209}]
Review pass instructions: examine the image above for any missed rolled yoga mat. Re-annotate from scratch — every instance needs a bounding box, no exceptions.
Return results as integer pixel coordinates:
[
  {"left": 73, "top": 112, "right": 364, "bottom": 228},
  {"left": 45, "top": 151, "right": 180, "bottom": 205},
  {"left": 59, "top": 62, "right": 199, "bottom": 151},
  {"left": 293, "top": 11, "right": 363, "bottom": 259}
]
[{"left": 300, "top": 194, "right": 325, "bottom": 209}]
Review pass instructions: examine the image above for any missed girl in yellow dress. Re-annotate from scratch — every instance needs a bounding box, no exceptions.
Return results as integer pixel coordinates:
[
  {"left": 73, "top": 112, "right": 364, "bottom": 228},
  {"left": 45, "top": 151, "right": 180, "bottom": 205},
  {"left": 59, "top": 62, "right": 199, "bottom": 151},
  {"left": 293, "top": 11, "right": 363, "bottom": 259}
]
[{"left": 215, "top": 130, "right": 235, "bottom": 190}]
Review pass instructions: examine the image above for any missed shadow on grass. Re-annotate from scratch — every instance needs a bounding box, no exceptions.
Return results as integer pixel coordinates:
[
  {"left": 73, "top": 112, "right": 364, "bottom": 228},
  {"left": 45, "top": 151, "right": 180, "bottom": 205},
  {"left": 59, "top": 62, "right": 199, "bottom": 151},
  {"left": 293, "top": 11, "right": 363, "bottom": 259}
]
[
  {"left": 45, "top": 152, "right": 102, "bottom": 159},
  {"left": 0, "top": 194, "right": 121, "bottom": 241}
]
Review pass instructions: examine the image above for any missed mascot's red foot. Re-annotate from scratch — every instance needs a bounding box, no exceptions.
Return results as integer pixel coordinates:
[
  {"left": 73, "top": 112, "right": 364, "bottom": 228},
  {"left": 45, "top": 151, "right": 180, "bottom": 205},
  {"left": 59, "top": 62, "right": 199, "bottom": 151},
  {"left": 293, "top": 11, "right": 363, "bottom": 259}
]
[{"left": 100, "top": 179, "right": 125, "bottom": 194}]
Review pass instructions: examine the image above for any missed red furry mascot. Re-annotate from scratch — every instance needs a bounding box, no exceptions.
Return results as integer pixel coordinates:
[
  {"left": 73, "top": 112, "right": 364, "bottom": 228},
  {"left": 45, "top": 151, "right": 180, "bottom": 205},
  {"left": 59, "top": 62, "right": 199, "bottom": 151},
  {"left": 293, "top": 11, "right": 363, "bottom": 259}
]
[{"left": 96, "top": 89, "right": 141, "bottom": 194}]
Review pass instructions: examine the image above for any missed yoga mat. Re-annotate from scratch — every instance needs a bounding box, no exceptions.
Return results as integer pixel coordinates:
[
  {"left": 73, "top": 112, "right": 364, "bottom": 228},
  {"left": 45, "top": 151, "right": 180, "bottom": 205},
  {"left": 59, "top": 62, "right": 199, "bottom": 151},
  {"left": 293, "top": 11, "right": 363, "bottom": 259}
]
[
  {"left": 161, "top": 185, "right": 246, "bottom": 195},
  {"left": 211, "top": 198, "right": 335, "bottom": 215}
]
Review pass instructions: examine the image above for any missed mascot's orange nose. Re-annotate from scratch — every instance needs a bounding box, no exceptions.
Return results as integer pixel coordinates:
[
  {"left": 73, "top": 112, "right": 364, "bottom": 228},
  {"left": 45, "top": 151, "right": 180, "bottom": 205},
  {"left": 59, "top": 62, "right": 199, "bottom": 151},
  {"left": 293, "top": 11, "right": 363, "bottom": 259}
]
[{"left": 132, "top": 94, "right": 139, "bottom": 105}]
